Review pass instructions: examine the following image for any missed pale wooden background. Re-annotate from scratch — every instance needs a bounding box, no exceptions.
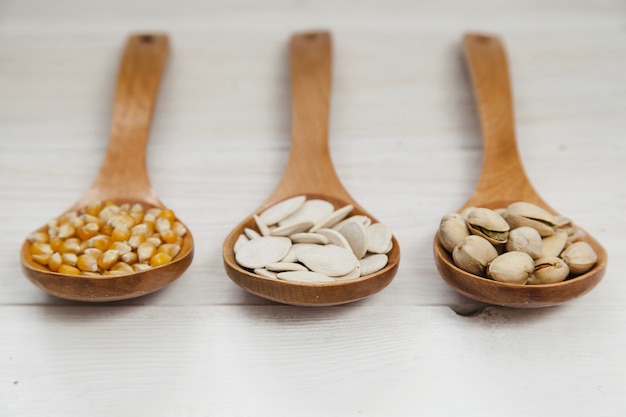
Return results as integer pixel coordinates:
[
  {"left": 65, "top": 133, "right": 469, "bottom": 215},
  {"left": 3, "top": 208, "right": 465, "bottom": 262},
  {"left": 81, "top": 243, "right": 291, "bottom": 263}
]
[{"left": 1, "top": 0, "right": 625, "bottom": 416}]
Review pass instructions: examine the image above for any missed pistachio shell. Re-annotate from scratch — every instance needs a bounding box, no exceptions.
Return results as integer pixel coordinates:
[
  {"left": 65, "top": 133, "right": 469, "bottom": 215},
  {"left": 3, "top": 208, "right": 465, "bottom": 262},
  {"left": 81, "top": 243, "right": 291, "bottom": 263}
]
[
  {"left": 541, "top": 230, "right": 569, "bottom": 258},
  {"left": 506, "top": 226, "right": 543, "bottom": 259},
  {"left": 452, "top": 235, "right": 498, "bottom": 276},
  {"left": 466, "top": 207, "right": 510, "bottom": 244},
  {"left": 438, "top": 213, "right": 469, "bottom": 253},
  {"left": 486, "top": 251, "right": 534, "bottom": 284},
  {"left": 504, "top": 202, "right": 556, "bottom": 237},
  {"left": 561, "top": 241, "right": 597, "bottom": 275},
  {"left": 528, "top": 256, "right": 569, "bottom": 285}
]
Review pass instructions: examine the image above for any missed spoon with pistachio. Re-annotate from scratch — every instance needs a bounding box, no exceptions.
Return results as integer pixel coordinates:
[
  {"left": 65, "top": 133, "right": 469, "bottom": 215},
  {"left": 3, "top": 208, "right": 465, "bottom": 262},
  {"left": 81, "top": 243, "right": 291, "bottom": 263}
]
[
  {"left": 222, "top": 31, "right": 400, "bottom": 306},
  {"left": 20, "top": 34, "right": 194, "bottom": 301},
  {"left": 433, "top": 33, "right": 607, "bottom": 308}
]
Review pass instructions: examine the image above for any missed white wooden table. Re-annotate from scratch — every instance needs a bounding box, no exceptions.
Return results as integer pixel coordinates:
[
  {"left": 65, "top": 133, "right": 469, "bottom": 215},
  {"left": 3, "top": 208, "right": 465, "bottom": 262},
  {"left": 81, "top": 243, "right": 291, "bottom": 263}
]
[{"left": 2, "top": 0, "right": 625, "bottom": 415}]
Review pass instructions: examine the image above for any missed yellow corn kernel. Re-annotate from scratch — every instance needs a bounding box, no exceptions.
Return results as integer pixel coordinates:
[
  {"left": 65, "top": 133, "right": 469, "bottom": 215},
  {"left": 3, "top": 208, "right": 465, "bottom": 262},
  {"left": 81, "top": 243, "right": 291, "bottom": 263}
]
[
  {"left": 48, "top": 252, "right": 63, "bottom": 272},
  {"left": 98, "top": 250, "right": 120, "bottom": 270},
  {"left": 119, "top": 203, "right": 130, "bottom": 212},
  {"left": 85, "top": 200, "right": 103, "bottom": 216},
  {"left": 58, "top": 264, "right": 81, "bottom": 275},
  {"left": 109, "top": 241, "right": 131, "bottom": 255},
  {"left": 80, "top": 213, "right": 101, "bottom": 224},
  {"left": 128, "top": 233, "right": 146, "bottom": 249},
  {"left": 104, "top": 200, "right": 117, "bottom": 207},
  {"left": 111, "top": 262, "right": 133, "bottom": 274},
  {"left": 133, "top": 263, "right": 152, "bottom": 272},
  {"left": 149, "top": 252, "right": 172, "bottom": 267},
  {"left": 146, "top": 236, "right": 162, "bottom": 247},
  {"left": 155, "top": 217, "right": 171, "bottom": 234},
  {"left": 61, "top": 253, "right": 78, "bottom": 266},
  {"left": 172, "top": 221, "right": 187, "bottom": 237},
  {"left": 77, "top": 254, "right": 99, "bottom": 272},
  {"left": 30, "top": 242, "right": 53, "bottom": 256},
  {"left": 109, "top": 213, "right": 135, "bottom": 229},
  {"left": 77, "top": 222, "right": 100, "bottom": 241},
  {"left": 99, "top": 222, "right": 113, "bottom": 236},
  {"left": 82, "top": 272, "right": 102, "bottom": 277},
  {"left": 49, "top": 237, "right": 63, "bottom": 252},
  {"left": 111, "top": 225, "right": 130, "bottom": 242},
  {"left": 143, "top": 208, "right": 162, "bottom": 223},
  {"left": 98, "top": 205, "right": 120, "bottom": 223},
  {"left": 158, "top": 209, "right": 176, "bottom": 222},
  {"left": 160, "top": 229, "right": 179, "bottom": 244},
  {"left": 57, "top": 223, "right": 76, "bottom": 239},
  {"left": 87, "top": 235, "right": 112, "bottom": 252},
  {"left": 131, "top": 223, "right": 150, "bottom": 236},
  {"left": 59, "top": 238, "right": 82, "bottom": 254},
  {"left": 27, "top": 231, "right": 49, "bottom": 244},
  {"left": 137, "top": 241, "right": 156, "bottom": 262},
  {"left": 31, "top": 253, "right": 51, "bottom": 266},
  {"left": 120, "top": 251, "right": 138, "bottom": 264},
  {"left": 158, "top": 243, "right": 180, "bottom": 258}
]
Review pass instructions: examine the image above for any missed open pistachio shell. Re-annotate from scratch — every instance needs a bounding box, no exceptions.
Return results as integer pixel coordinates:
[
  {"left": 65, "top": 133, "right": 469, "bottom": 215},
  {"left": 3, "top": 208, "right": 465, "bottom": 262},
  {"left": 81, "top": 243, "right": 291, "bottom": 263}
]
[
  {"left": 466, "top": 207, "right": 510, "bottom": 245},
  {"left": 541, "top": 230, "right": 569, "bottom": 258},
  {"left": 452, "top": 235, "right": 498, "bottom": 276},
  {"left": 528, "top": 256, "right": 569, "bottom": 285},
  {"left": 504, "top": 201, "right": 557, "bottom": 237}
]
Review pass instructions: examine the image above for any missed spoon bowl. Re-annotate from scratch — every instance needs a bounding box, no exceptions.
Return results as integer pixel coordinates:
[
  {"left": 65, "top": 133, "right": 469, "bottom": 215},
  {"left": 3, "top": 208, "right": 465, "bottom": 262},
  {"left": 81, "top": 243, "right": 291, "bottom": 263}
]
[
  {"left": 222, "top": 32, "right": 400, "bottom": 306},
  {"left": 433, "top": 33, "right": 607, "bottom": 308},
  {"left": 20, "top": 34, "right": 194, "bottom": 301}
]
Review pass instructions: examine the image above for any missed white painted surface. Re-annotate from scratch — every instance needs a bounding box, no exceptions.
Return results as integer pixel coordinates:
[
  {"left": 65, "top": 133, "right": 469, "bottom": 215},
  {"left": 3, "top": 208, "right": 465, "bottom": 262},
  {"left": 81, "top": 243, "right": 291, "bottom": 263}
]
[{"left": 1, "top": 0, "right": 625, "bottom": 415}]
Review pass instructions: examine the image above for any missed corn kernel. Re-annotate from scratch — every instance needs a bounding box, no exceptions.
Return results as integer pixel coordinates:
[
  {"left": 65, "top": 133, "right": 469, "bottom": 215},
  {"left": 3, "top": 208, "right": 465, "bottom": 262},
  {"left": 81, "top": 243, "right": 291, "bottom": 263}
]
[
  {"left": 120, "top": 251, "right": 138, "bottom": 264},
  {"left": 146, "top": 236, "right": 162, "bottom": 247},
  {"left": 30, "top": 242, "right": 53, "bottom": 255},
  {"left": 128, "top": 233, "right": 146, "bottom": 249},
  {"left": 160, "top": 229, "right": 179, "bottom": 244},
  {"left": 27, "top": 232, "right": 49, "bottom": 244},
  {"left": 143, "top": 208, "right": 162, "bottom": 222},
  {"left": 87, "top": 235, "right": 112, "bottom": 252},
  {"left": 109, "top": 241, "right": 131, "bottom": 255},
  {"left": 133, "top": 263, "right": 152, "bottom": 271},
  {"left": 57, "top": 223, "right": 76, "bottom": 239},
  {"left": 85, "top": 200, "right": 103, "bottom": 216},
  {"left": 48, "top": 252, "right": 63, "bottom": 272},
  {"left": 137, "top": 241, "right": 156, "bottom": 262},
  {"left": 158, "top": 209, "right": 176, "bottom": 222},
  {"left": 49, "top": 237, "right": 63, "bottom": 252},
  {"left": 131, "top": 223, "right": 150, "bottom": 236},
  {"left": 77, "top": 254, "right": 99, "bottom": 272},
  {"left": 98, "top": 250, "right": 119, "bottom": 270},
  {"left": 172, "top": 221, "right": 187, "bottom": 237},
  {"left": 149, "top": 252, "right": 171, "bottom": 267},
  {"left": 155, "top": 217, "right": 171, "bottom": 234},
  {"left": 83, "top": 248, "right": 103, "bottom": 258},
  {"left": 111, "top": 225, "right": 130, "bottom": 242},
  {"left": 98, "top": 205, "right": 120, "bottom": 223},
  {"left": 109, "top": 213, "right": 135, "bottom": 229},
  {"left": 61, "top": 253, "right": 78, "bottom": 266},
  {"left": 77, "top": 222, "right": 99, "bottom": 241},
  {"left": 111, "top": 262, "right": 133, "bottom": 274},
  {"left": 58, "top": 264, "right": 81, "bottom": 275},
  {"left": 31, "top": 253, "right": 51, "bottom": 265},
  {"left": 59, "top": 238, "right": 81, "bottom": 254},
  {"left": 158, "top": 243, "right": 180, "bottom": 258}
]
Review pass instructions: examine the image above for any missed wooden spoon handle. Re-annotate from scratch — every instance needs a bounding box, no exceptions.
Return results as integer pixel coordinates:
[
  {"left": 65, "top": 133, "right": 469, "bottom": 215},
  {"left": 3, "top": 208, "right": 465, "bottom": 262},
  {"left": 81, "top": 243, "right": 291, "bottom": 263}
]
[
  {"left": 463, "top": 33, "right": 545, "bottom": 207},
  {"left": 267, "top": 31, "right": 351, "bottom": 203},
  {"left": 79, "top": 34, "right": 169, "bottom": 206}
]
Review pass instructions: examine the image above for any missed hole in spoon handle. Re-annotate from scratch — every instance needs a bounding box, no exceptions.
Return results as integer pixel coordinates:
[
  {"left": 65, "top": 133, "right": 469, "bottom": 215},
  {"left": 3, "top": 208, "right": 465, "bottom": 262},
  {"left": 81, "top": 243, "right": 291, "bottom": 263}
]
[
  {"left": 84, "top": 33, "right": 169, "bottom": 205},
  {"left": 463, "top": 33, "right": 540, "bottom": 206}
]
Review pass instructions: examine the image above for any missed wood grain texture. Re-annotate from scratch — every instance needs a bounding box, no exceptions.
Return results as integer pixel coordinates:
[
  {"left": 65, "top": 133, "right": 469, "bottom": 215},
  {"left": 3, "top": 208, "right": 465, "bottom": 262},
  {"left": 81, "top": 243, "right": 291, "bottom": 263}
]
[
  {"left": 433, "top": 33, "right": 607, "bottom": 308},
  {"left": 222, "top": 32, "right": 400, "bottom": 306}
]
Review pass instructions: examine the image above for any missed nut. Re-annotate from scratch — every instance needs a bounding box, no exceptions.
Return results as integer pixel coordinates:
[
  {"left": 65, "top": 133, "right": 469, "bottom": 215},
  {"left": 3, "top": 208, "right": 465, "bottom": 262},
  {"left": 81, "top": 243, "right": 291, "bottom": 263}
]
[
  {"left": 503, "top": 201, "right": 556, "bottom": 237},
  {"left": 466, "top": 207, "right": 510, "bottom": 245},
  {"left": 506, "top": 226, "right": 543, "bottom": 259},
  {"left": 486, "top": 251, "right": 535, "bottom": 284},
  {"left": 438, "top": 213, "right": 469, "bottom": 253},
  {"left": 541, "top": 230, "right": 569, "bottom": 258},
  {"left": 561, "top": 241, "right": 597, "bottom": 275},
  {"left": 528, "top": 257, "right": 569, "bottom": 285},
  {"left": 452, "top": 235, "right": 498, "bottom": 276}
]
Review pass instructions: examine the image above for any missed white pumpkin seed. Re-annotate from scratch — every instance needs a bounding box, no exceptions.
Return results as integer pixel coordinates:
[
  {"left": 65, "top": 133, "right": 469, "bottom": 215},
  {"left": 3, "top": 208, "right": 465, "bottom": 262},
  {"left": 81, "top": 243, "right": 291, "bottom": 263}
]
[
  {"left": 359, "top": 254, "right": 389, "bottom": 276},
  {"left": 254, "top": 268, "right": 278, "bottom": 279},
  {"left": 281, "top": 243, "right": 319, "bottom": 263},
  {"left": 298, "top": 244, "right": 358, "bottom": 277},
  {"left": 309, "top": 204, "right": 354, "bottom": 232},
  {"left": 289, "top": 232, "right": 329, "bottom": 245},
  {"left": 332, "top": 215, "right": 372, "bottom": 230},
  {"left": 244, "top": 227, "right": 261, "bottom": 240},
  {"left": 334, "top": 264, "right": 362, "bottom": 281},
  {"left": 253, "top": 214, "right": 271, "bottom": 236},
  {"left": 271, "top": 220, "right": 315, "bottom": 237},
  {"left": 235, "top": 236, "right": 292, "bottom": 269},
  {"left": 278, "top": 199, "right": 335, "bottom": 227},
  {"left": 266, "top": 262, "right": 308, "bottom": 272},
  {"left": 366, "top": 223, "right": 393, "bottom": 254},
  {"left": 259, "top": 195, "right": 306, "bottom": 226},
  {"left": 336, "top": 220, "right": 368, "bottom": 259},
  {"left": 233, "top": 234, "right": 249, "bottom": 254},
  {"left": 315, "top": 228, "right": 352, "bottom": 251}
]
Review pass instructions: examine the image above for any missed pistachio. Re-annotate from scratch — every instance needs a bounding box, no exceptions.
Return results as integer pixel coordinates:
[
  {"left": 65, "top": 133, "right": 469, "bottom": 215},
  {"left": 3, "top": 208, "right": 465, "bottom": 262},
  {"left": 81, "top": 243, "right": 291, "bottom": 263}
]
[
  {"left": 486, "top": 251, "right": 535, "bottom": 284},
  {"left": 561, "top": 241, "right": 597, "bottom": 275},
  {"left": 528, "top": 256, "right": 569, "bottom": 285},
  {"left": 504, "top": 201, "right": 556, "bottom": 237},
  {"left": 541, "top": 230, "right": 568, "bottom": 258},
  {"left": 452, "top": 235, "right": 498, "bottom": 276},
  {"left": 506, "top": 226, "right": 543, "bottom": 259},
  {"left": 438, "top": 213, "right": 469, "bottom": 253},
  {"left": 466, "top": 207, "right": 510, "bottom": 245}
]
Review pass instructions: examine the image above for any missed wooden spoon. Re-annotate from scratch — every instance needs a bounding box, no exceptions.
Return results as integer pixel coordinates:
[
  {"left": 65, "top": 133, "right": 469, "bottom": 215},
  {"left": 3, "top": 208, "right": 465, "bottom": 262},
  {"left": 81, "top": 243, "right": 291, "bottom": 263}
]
[
  {"left": 20, "top": 34, "right": 194, "bottom": 301},
  {"left": 222, "top": 31, "right": 400, "bottom": 306},
  {"left": 433, "top": 33, "right": 607, "bottom": 308}
]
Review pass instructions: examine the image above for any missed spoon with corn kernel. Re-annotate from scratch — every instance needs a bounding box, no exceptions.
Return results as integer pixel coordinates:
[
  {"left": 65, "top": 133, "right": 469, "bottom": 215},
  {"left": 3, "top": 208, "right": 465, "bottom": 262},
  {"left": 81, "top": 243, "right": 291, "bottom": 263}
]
[
  {"left": 433, "top": 33, "right": 606, "bottom": 308},
  {"left": 222, "top": 31, "right": 400, "bottom": 306},
  {"left": 20, "top": 33, "right": 194, "bottom": 301}
]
